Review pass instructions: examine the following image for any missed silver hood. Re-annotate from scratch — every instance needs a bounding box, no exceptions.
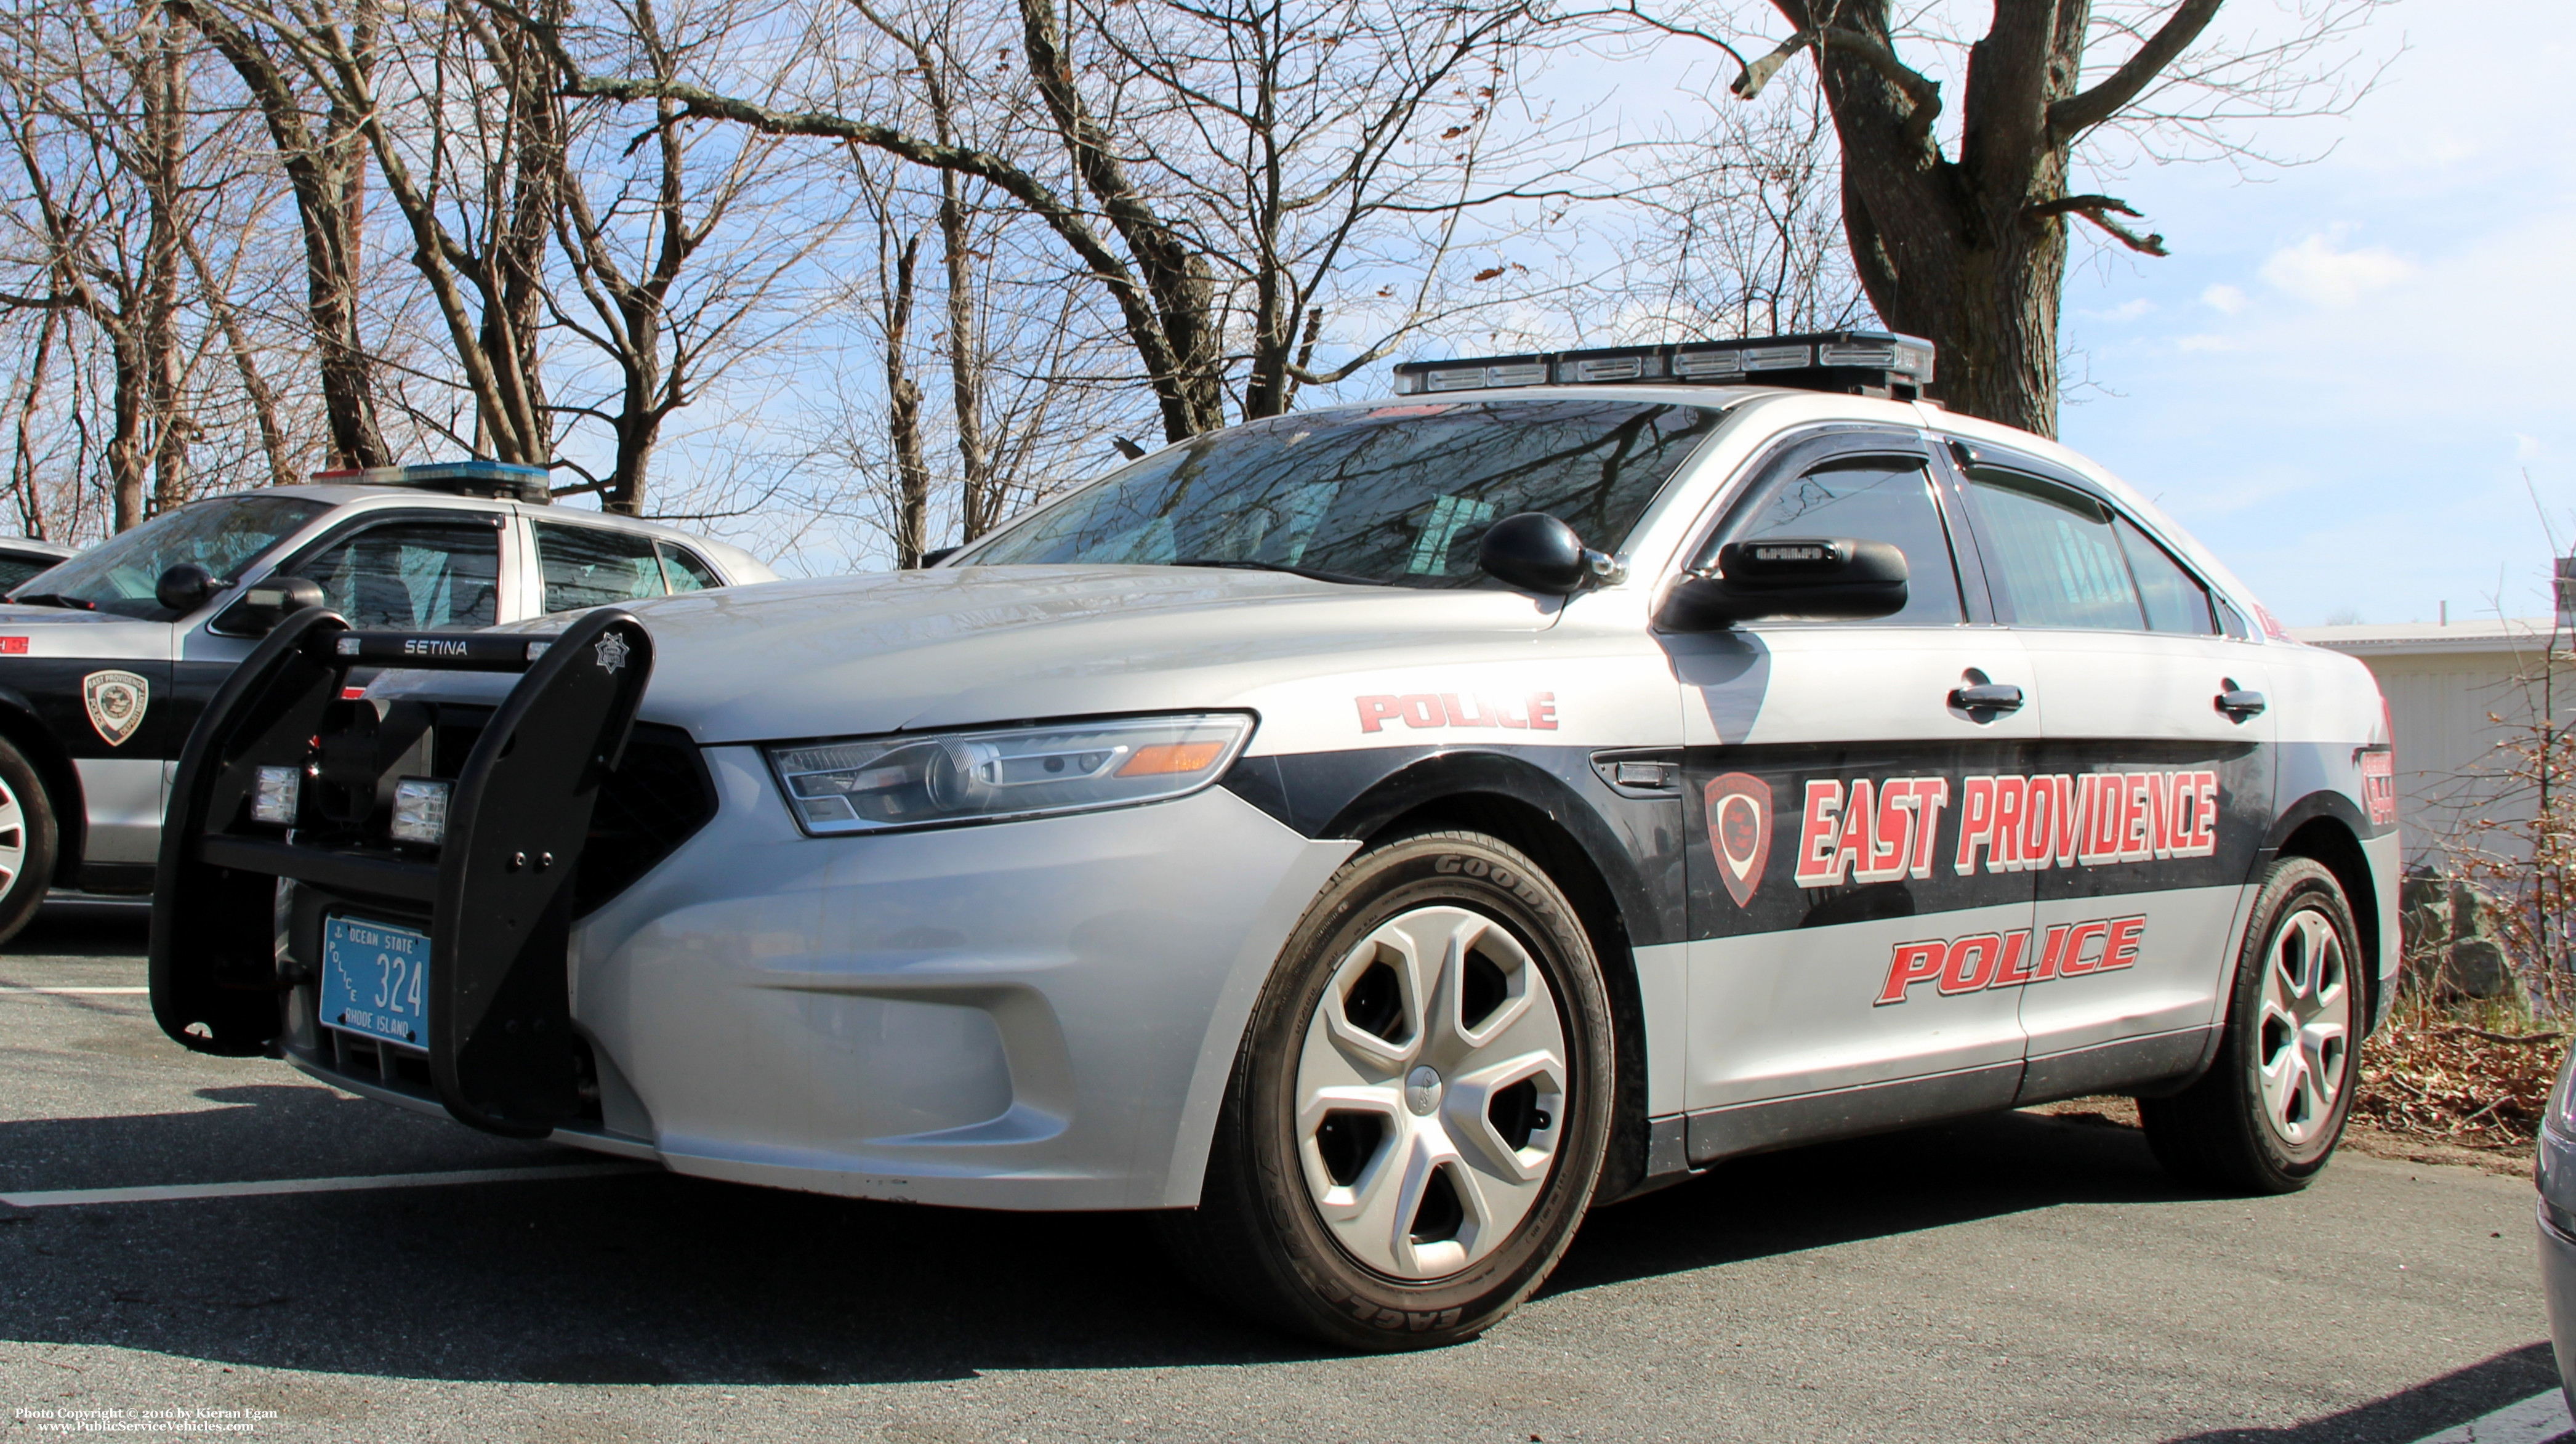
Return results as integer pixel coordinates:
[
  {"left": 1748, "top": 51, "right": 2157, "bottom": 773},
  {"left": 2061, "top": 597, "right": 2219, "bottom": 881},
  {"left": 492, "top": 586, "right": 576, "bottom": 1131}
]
[{"left": 380, "top": 565, "right": 1559, "bottom": 744}]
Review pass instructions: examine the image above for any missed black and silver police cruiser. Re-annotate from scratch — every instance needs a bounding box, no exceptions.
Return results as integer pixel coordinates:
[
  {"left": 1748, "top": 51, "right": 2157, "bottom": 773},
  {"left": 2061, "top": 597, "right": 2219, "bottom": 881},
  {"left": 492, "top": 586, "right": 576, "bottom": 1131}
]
[
  {"left": 0, "top": 462, "right": 771, "bottom": 942},
  {"left": 155, "top": 336, "right": 2397, "bottom": 1350}
]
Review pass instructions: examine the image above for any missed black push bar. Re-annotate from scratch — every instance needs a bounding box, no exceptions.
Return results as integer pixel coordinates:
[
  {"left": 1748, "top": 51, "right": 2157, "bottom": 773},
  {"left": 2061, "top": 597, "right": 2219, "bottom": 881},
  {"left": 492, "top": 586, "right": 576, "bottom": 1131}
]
[{"left": 150, "top": 605, "right": 655, "bottom": 1138}]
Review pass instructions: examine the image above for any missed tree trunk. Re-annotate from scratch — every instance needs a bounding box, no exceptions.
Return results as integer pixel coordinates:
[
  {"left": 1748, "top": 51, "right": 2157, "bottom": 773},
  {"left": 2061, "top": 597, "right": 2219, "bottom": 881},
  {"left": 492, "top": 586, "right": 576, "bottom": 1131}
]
[
  {"left": 12, "top": 310, "right": 58, "bottom": 540},
  {"left": 142, "top": 9, "right": 190, "bottom": 514},
  {"left": 936, "top": 172, "right": 997, "bottom": 541},
  {"left": 1837, "top": 161, "right": 2067, "bottom": 438},
  {"left": 107, "top": 333, "right": 146, "bottom": 532},
  {"left": 883, "top": 234, "right": 930, "bottom": 567}
]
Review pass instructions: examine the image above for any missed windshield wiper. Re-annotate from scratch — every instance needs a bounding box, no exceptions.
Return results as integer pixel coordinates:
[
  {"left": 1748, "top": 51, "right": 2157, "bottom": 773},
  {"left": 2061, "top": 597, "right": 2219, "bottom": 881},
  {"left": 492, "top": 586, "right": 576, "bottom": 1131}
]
[
  {"left": 9, "top": 593, "right": 94, "bottom": 610},
  {"left": 1166, "top": 557, "right": 1387, "bottom": 587}
]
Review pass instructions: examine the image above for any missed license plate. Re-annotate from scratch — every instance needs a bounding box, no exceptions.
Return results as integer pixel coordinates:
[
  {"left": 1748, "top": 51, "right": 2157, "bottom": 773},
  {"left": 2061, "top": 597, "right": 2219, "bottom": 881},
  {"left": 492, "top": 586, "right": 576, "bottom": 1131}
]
[{"left": 318, "top": 916, "right": 432, "bottom": 1049}]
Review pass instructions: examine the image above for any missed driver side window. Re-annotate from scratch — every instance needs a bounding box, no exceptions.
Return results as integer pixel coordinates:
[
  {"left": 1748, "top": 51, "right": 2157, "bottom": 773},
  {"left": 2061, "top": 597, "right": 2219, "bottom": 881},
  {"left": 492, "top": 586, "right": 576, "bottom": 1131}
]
[
  {"left": 1707, "top": 457, "right": 1966, "bottom": 626},
  {"left": 294, "top": 520, "right": 502, "bottom": 631}
]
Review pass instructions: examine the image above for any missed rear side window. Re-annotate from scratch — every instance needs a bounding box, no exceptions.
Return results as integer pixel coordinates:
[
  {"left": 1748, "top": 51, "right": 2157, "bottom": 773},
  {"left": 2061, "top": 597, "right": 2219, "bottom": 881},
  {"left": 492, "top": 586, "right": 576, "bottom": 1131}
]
[
  {"left": 1713, "top": 458, "right": 1964, "bottom": 626},
  {"left": 0, "top": 555, "right": 54, "bottom": 593},
  {"left": 660, "top": 543, "right": 721, "bottom": 592},
  {"left": 1963, "top": 469, "right": 2143, "bottom": 630},
  {"left": 2115, "top": 517, "right": 2216, "bottom": 635},
  {"left": 536, "top": 522, "right": 666, "bottom": 613},
  {"left": 296, "top": 520, "right": 502, "bottom": 631}
]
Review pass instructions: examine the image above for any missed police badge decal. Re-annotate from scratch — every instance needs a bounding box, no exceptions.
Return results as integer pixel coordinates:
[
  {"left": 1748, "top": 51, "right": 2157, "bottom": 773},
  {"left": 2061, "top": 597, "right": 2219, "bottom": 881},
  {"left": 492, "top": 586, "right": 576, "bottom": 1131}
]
[
  {"left": 1704, "top": 772, "right": 1771, "bottom": 908},
  {"left": 83, "top": 670, "right": 148, "bottom": 747}
]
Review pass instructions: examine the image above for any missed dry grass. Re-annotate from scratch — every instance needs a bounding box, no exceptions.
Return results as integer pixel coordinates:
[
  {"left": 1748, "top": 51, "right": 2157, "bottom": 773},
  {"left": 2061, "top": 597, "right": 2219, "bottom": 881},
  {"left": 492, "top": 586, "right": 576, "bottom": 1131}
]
[{"left": 2354, "top": 996, "right": 2567, "bottom": 1152}]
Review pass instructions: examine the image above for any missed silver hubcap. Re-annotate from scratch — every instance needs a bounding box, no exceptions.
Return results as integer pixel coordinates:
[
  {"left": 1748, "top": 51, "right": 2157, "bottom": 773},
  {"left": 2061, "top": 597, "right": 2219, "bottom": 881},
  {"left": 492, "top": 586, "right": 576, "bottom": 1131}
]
[
  {"left": 0, "top": 776, "right": 24, "bottom": 897},
  {"left": 2256, "top": 904, "right": 2350, "bottom": 1147},
  {"left": 1294, "top": 905, "right": 1569, "bottom": 1281}
]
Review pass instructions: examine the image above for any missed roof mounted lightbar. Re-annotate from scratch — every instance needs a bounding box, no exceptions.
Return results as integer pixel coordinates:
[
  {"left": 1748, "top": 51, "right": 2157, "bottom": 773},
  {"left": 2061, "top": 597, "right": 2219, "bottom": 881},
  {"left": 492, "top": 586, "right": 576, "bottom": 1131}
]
[
  {"left": 1391, "top": 330, "right": 1935, "bottom": 401},
  {"left": 308, "top": 459, "right": 551, "bottom": 504}
]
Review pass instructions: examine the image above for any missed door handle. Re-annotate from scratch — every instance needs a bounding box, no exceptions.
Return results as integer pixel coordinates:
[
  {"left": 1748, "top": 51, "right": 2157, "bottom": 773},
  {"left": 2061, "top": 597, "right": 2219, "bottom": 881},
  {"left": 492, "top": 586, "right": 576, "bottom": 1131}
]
[
  {"left": 2216, "top": 687, "right": 2267, "bottom": 720},
  {"left": 1950, "top": 682, "right": 2024, "bottom": 714}
]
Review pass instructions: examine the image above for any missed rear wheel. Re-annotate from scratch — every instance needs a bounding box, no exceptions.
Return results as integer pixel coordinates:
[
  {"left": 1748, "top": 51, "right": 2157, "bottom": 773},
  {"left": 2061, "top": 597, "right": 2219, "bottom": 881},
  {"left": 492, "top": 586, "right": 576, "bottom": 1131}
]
[
  {"left": 2140, "top": 857, "right": 2361, "bottom": 1193},
  {"left": 0, "top": 735, "right": 56, "bottom": 946},
  {"left": 1161, "top": 829, "right": 1614, "bottom": 1350}
]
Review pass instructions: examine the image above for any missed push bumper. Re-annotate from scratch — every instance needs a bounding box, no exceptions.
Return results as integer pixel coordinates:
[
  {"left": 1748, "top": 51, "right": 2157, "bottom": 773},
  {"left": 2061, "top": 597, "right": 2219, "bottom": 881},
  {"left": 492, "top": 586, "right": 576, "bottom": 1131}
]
[{"left": 150, "top": 607, "right": 657, "bottom": 1138}]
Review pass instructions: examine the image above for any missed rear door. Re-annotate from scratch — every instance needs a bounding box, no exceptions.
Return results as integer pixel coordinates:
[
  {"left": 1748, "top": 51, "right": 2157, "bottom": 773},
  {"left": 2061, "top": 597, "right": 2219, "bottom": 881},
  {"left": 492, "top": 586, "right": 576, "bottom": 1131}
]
[
  {"left": 1667, "top": 429, "right": 2042, "bottom": 1160},
  {"left": 530, "top": 520, "right": 688, "bottom": 615},
  {"left": 1946, "top": 448, "right": 2274, "bottom": 1099}
]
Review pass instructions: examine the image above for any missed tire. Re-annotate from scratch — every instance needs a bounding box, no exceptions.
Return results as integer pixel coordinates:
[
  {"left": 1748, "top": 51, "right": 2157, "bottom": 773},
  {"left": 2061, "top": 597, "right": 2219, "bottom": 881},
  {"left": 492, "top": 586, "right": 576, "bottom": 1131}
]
[
  {"left": 0, "top": 735, "right": 55, "bottom": 947},
  {"left": 1160, "top": 829, "right": 1616, "bottom": 1350},
  {"left": 2140, "top": 857, "right": 2363, "bottom": 1194}
]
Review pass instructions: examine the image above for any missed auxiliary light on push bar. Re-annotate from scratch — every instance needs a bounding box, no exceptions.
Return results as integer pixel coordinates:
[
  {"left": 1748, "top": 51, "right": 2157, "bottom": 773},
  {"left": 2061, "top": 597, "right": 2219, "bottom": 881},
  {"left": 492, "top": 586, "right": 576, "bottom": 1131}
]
[{"left": 1391, "top": 330, "right": 1935, "bottom": 400}]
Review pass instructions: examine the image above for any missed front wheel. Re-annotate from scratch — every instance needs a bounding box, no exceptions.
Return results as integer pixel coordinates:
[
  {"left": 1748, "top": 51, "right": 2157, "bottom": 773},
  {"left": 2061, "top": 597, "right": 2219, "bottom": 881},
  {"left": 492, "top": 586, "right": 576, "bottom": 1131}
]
[
  {"left": 1161, "top": 829, "right": 1616, "bottom": 1350},
  {"left": 2140, "top": 857, "right": 2362, "bottom": 1194},
  {"left": 0, "top": 735, "right": 57, "bottom": 946}
]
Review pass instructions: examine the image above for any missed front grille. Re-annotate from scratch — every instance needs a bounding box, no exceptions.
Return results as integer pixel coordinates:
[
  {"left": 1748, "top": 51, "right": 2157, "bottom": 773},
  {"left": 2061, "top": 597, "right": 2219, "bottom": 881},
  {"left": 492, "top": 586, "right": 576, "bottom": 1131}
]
[{"left": 574, "top": 723, "right": 715, "bottom": 913}]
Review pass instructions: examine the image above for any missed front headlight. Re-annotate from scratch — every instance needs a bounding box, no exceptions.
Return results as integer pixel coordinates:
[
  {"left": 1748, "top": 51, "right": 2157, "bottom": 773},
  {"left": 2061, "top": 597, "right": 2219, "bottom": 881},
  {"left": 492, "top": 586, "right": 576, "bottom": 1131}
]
[{"left": 767, "top": 713, "right": 1255, "bottom": 836}]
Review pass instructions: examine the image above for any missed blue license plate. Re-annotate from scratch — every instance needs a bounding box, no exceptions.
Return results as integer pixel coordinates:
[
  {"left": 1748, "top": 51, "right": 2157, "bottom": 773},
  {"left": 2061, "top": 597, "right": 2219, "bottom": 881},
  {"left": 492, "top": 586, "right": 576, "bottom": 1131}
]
[{"left": 318, "top": 916, "right": 432, "bottom": 1049}]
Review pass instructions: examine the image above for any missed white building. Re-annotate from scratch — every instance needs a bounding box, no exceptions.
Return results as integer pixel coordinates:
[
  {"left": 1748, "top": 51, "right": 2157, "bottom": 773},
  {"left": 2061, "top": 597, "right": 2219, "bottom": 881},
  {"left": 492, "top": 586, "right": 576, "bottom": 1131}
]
[{"left": 2293, "top": 617, "right": 2570, "bottom": 865}]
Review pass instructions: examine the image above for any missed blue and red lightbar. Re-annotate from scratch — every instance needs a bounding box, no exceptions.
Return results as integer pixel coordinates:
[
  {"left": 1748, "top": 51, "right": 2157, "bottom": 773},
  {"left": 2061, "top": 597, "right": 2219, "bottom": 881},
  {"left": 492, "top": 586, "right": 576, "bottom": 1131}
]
[{"left": 308, "top": 459, "right": 550, "bottom": 502}]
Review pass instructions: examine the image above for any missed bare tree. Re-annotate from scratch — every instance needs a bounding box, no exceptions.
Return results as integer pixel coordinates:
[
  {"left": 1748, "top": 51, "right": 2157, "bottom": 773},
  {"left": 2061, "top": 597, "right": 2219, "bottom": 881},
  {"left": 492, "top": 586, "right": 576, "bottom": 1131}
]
[
  {"left": 0, "top": 0, "right": 203, "bottom": 528},
  {"left": 1615, "top": 0, "right": 2389, "bottom": 436},
  {"left": 529, "top": 0, "right": 1564, "bottom": 444},
  {"left": 1599, "top": 63, "right": 1869, "bottom": 345},
  {"left": 166, "top": 0, "right": 390, "bottom": 468}
]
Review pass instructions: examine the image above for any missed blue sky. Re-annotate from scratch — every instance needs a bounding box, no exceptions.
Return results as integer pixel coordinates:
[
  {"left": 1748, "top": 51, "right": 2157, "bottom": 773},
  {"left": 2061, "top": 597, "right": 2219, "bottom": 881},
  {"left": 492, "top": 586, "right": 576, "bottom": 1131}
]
[
  {"left": 2042, "top": 1, "right": 2575, "bottom": 626},
  {"left": 1552, "top": 1, "right": 2569, "bottom": 627}
]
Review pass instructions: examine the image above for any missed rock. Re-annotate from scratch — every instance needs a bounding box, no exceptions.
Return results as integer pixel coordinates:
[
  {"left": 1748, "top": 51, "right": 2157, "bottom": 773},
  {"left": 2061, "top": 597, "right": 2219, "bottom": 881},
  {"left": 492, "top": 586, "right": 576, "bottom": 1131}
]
[{"left": 2444, "top": 937, "right": 2510, "bottom": 999}]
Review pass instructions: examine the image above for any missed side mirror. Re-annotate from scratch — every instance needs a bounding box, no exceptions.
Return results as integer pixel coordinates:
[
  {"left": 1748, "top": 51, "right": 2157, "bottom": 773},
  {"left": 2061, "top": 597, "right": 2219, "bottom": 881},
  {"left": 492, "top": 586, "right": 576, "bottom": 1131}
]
[
  {"left": 1657, "top": 538, "right": 1909, "bottom": 632},
  {"left": 156, "top": 562, "right": 222, "bottom": 613},
  {"left": 212, "top": 575, "right": 325, "bottom": 637},
  {"left": 1478, "top": 512, "right": 1622, "bottom": 595}
]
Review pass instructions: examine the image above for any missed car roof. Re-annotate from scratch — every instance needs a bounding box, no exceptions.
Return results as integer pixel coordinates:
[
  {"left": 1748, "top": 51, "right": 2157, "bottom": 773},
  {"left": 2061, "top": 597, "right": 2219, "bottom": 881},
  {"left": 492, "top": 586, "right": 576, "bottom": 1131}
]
[
  {"left": 230, "top": 485, "right": 778, "bottom": 581},
  {"left": 0, "top": 538, "right": 78, "bottom": 560}
]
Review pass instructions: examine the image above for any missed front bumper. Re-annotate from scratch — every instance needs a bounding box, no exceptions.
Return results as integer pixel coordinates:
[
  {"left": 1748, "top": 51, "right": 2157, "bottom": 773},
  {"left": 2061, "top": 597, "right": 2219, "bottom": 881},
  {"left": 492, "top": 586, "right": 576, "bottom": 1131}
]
[
  {"left": 2540, "top": 1123, "right": 2576, "bottom": 1406},
  {"left": 562, "top": 757, "right": 1350, "bottom": 1209},
  {"left": 150, "top": 608, "right": 1357, "bottom": 1211}
]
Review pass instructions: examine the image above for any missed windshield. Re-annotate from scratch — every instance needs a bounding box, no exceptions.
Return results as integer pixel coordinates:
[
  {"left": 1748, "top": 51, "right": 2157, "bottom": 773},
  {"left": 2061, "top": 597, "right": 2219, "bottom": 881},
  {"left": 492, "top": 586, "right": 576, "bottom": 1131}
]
[
  {"left": 962, "top": 398, "right": 1726, "bottom": 586},
  {"left": 14, "top": 495, "right": 328, "bottom": 617}
]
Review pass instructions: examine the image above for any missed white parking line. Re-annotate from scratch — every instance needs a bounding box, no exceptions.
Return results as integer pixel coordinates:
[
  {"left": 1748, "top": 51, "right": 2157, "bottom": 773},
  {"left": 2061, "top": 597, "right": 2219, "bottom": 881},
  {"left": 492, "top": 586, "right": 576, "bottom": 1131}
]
[
  {"left": 2410, "top": 1390, "right": 2575, "bottom": 1444},
  {"left": 0, "top": 1162, "right": 651, "bottom": 1209},
  {"left": 0, "top": 986, "right": 147, "bottom": 994}
]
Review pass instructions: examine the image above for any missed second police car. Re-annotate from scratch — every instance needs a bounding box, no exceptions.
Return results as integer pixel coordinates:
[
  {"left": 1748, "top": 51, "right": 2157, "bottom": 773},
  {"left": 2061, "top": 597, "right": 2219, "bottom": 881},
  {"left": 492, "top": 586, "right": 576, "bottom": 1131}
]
[
  {"left": 152, "top": 334, "right": 2398, "bottom": 1350},
  {"left": 0, "top": 462, "right": 772, "bottom": 943}
]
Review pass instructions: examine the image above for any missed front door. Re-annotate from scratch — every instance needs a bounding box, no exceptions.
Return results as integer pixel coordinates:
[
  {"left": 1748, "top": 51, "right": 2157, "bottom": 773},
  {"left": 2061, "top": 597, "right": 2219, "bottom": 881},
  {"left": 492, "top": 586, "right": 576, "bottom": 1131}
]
[{"left": 1667, "top": 430, "right": 2043, "bottom": 1163}]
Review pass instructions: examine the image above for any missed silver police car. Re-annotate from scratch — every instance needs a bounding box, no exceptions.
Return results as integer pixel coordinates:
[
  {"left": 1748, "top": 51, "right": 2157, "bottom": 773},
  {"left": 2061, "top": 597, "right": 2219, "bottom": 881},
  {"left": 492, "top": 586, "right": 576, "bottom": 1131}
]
[{"left": 155, "top": 336, "right": 2397, "bottom": 1350}]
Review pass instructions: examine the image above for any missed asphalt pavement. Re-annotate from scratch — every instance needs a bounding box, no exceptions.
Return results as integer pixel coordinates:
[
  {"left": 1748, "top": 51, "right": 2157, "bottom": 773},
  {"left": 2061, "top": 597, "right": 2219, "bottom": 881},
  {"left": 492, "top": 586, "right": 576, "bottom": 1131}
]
[{"left": 1, "top": 904, "right": 2562, "bottom": 1443}]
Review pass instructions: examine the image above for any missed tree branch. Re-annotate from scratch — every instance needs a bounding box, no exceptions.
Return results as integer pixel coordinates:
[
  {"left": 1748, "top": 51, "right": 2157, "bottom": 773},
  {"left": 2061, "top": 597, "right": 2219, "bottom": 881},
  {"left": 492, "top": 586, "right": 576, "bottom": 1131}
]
[
  {"left": 2050, "top": 0, "right": 2224, "bottom": 139},
  {"left": 2031, "top": 195, "right": 2171, "bottom": 257}
]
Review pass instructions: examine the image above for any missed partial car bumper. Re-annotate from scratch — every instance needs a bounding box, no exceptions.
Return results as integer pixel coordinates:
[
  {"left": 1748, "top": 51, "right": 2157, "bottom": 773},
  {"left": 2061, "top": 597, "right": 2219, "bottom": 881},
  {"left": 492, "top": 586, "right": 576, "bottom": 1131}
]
[
  {"left": 568, "top": 745, "right": 1354, "bottom": 1211},
  {"left": 2540, "top": 1123, "right": 2576, "bottom": 1406}
]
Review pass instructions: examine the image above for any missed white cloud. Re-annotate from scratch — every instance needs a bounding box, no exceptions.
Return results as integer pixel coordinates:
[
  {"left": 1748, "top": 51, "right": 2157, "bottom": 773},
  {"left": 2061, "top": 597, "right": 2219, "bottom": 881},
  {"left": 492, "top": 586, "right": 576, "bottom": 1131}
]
[
  {"left": 2200, "top": 284, "right": 2247, "bottom": 315},
  {"left": 2517, "top": 433, "right": 2547, "bottom": 462},
  {"left": 2175, "top": 333, "right": 2240, "bottom": 352},
  {"left": 2085, "top": 298, "right": 2155, "bottom": 321},
  {"left": 2258, "top": 233, "right": 2414, "bottom": 307}
]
